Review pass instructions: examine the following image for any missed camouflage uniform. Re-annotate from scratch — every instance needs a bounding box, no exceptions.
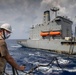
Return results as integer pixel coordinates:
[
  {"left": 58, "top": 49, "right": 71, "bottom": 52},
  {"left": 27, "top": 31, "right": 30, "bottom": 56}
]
[{"left": 0, "top": 36, "right": 9, "bottom": 75}]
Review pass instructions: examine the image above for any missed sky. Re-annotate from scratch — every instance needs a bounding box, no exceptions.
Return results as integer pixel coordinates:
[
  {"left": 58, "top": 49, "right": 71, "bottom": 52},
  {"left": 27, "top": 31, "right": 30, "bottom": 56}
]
[{"left": 0, "top": 0, "right": 76, "bottom": 39}]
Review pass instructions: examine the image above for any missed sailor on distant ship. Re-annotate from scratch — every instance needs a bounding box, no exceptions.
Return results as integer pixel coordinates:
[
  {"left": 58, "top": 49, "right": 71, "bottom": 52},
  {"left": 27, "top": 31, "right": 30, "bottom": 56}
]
[{"left": 0, "top": 23, "right": 25, "bottom": 75}]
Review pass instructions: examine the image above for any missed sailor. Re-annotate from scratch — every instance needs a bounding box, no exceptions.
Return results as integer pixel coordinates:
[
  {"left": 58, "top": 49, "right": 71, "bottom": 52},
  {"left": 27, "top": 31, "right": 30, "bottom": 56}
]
[{"left": 0, "top": 23, "right": 25, "bottom": 75}]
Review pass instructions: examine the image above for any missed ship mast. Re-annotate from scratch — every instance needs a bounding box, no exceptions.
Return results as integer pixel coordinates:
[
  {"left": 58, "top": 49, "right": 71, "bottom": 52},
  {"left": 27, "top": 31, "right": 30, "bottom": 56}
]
[{"left": 50, "top": 7, "right": 59, "bottom": 18}]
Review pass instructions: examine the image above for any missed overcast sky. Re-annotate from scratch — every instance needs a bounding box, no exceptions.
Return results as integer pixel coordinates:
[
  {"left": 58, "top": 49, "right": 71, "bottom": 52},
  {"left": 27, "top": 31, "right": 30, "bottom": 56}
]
[{"left": 0, "top": 0, "right": 76, "bottom": 39}]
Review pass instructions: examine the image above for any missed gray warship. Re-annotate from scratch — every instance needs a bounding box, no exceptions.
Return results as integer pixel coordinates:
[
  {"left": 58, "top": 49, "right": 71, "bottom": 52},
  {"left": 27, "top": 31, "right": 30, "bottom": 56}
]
[{"left": 18, "top": 7, "right": 76, "bottom": 54}]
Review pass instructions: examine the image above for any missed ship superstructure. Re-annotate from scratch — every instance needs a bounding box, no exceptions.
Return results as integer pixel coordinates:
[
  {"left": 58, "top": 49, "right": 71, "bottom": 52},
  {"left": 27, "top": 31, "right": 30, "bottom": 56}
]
[{"left": 18, "top": 7, "right": 76, "bottom": 54}]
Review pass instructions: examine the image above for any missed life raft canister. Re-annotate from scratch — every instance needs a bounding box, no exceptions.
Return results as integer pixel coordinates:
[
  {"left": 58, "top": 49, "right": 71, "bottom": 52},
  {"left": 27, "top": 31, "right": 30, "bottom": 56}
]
[
  {"left": 40, "top": 32, "right": 49, "bottom": 36},
  {"left": 40, "top": 31, "right": 61, "bottom": 36},
  {"left": 49, "top": 31, "right": 61, "bottom": 36}
]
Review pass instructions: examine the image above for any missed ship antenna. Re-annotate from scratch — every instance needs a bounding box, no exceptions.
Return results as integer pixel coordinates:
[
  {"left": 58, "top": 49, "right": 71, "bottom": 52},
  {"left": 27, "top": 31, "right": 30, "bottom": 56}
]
[{"left": 50, "top": 7, "right": 59, "bottom": 18}]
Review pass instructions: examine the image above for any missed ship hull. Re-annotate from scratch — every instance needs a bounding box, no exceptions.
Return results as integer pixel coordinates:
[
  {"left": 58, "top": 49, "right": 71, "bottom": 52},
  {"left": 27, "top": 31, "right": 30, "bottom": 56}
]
[{"left": 18, "top": 39, "right": 76, "bottom": 54}]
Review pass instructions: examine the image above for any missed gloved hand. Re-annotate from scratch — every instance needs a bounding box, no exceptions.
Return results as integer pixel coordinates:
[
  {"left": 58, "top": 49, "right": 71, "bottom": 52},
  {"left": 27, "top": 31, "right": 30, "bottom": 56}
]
[{"left": 19, "top": 66, "right": 25, "bottom": 71}]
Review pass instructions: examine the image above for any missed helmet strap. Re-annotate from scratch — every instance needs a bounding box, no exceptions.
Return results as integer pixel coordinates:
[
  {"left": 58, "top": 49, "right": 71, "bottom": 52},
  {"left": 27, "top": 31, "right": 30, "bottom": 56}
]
[
  {"left": 1, "top": 29, "right": 11, "bottom": 40},
  {"left": 2, "top": 29, "right": 6, "bottom": 40}
]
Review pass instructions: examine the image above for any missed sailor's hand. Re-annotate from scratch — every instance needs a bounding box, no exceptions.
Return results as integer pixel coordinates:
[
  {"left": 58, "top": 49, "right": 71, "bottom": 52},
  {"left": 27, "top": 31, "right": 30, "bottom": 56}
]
[{"left": 19, "top": 66, "right": 25, "bottom": 71}]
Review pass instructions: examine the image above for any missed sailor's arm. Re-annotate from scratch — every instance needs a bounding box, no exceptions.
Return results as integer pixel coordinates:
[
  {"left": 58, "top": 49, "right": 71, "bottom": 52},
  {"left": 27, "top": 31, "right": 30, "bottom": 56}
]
[
  {"left": 4, "top": 54, "right": 25, "bottom": 71},
  {"left": 0, "top": 40, "right": 25, "bottom": 71}
]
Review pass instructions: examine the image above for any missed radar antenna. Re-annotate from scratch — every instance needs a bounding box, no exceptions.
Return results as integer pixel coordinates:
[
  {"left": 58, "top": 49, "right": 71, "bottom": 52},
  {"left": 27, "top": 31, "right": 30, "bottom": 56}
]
[{"left": 50, "top": 7, "right": 59, "bottom": 18}]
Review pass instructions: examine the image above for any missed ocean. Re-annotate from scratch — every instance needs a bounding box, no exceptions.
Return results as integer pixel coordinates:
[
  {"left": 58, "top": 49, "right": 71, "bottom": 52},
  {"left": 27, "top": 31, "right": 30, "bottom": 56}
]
[{"left": 4, "top": 39, "right": 76, "bottom": 75}]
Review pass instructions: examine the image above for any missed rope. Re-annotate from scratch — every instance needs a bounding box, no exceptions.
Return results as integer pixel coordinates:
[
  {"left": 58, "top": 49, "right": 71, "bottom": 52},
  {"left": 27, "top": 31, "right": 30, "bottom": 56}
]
[
  {"left": 12, "top": 66, "right": 19, "bottom": 75},
  {"left": 15, "top": 69, "right": 19, "bottom": 75},
  {"left": 5, "top": 56, "right": 70, "bottom": 75},
  {"left": 12, "top": 66, "right": 16, "bottom": 75},
  {"left": 20, "top": 57, "right": 63, "bottom": 75},
  {"left": 3, "top": 65, "right": 9, "bottom": 75},
  {"left": 3, "top": 71, "right": 9, "bottom": 75}
]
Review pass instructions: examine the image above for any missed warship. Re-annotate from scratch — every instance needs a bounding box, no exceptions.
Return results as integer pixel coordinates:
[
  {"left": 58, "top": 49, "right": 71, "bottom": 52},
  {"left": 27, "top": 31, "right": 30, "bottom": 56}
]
[{"left": 18, "top": 7, "right": 76, "bottom": 54}]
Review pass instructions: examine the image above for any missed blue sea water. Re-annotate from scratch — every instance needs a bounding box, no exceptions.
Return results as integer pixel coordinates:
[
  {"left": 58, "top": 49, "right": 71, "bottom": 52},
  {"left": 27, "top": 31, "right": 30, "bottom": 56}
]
[{"left": 5, "top": 39, "right": 76, "bottom": 75}]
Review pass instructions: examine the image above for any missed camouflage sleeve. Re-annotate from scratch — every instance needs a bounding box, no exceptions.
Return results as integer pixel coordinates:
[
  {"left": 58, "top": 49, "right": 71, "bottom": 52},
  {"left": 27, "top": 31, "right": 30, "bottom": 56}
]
[{"left": 0, "top": 41, "right": 9, "bottom": 57}]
